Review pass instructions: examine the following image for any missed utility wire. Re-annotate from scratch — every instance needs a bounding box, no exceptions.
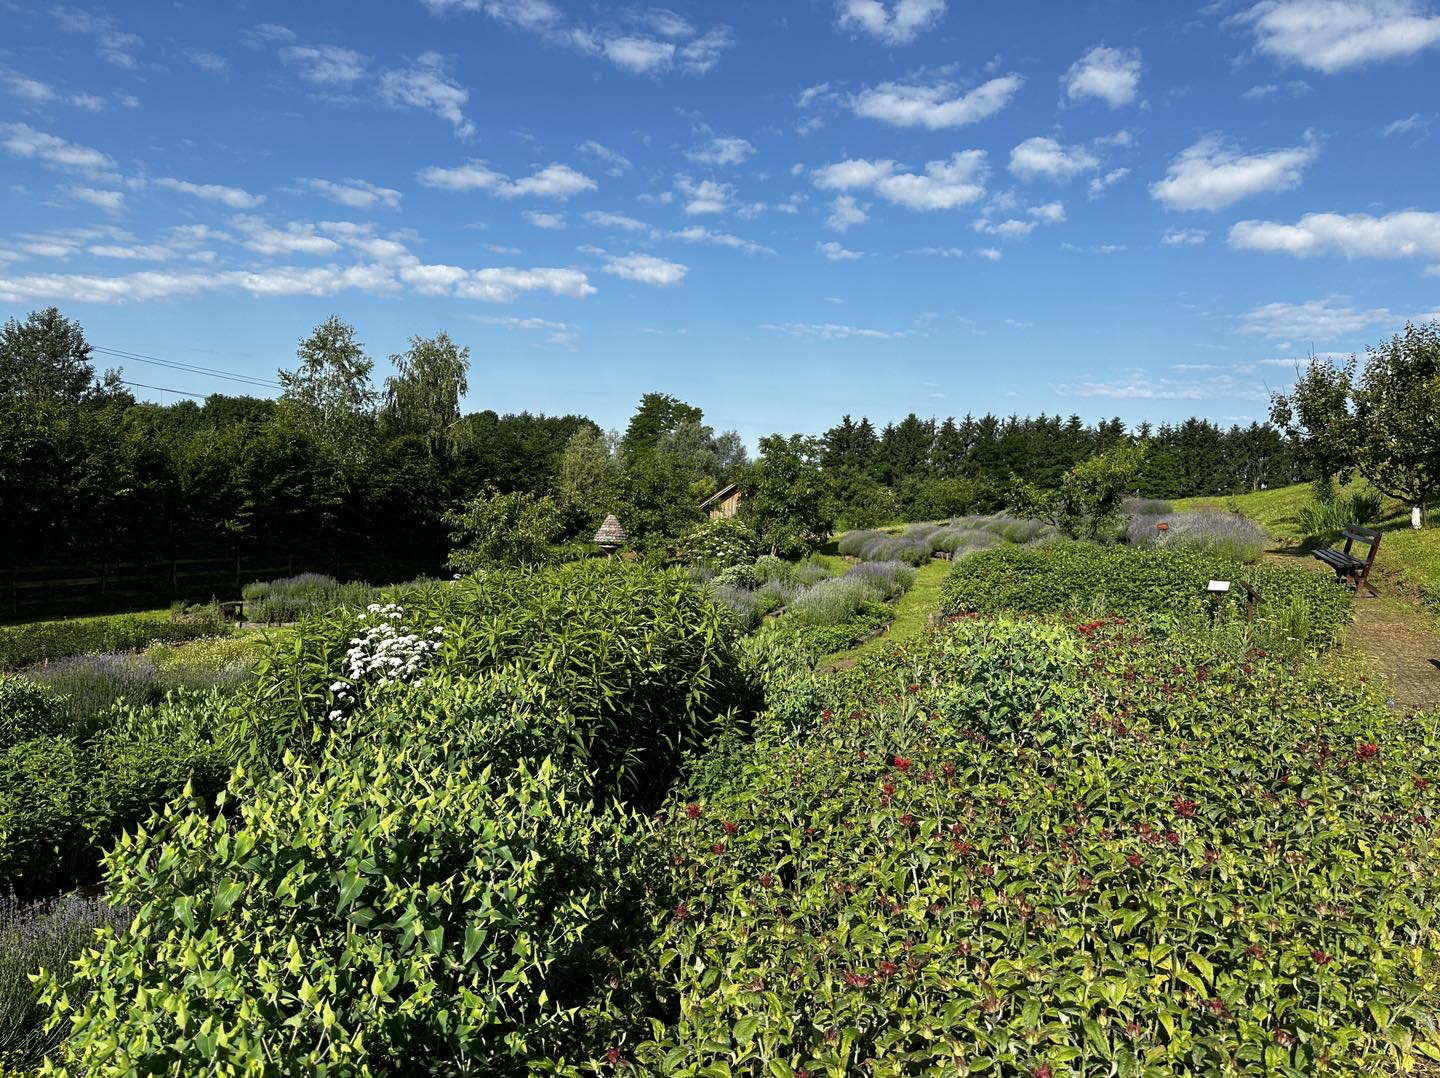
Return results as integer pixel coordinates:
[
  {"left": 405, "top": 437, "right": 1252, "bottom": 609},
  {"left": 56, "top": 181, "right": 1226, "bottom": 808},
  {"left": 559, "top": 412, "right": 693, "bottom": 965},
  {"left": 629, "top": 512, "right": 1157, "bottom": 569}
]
[
  {"left": 92, "top": 344, "right": 281, "bottom": 390},
  {"left": 118, "top": 379, "right": 211, "bottom": 399}
]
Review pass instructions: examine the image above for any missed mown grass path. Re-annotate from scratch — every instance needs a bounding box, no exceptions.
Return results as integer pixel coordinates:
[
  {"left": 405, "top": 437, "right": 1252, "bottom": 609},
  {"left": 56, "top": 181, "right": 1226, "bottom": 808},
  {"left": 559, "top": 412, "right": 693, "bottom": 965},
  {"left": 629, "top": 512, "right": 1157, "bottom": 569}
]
[{"left": 820, "top": 557, "right": 950, "bottom": 672}]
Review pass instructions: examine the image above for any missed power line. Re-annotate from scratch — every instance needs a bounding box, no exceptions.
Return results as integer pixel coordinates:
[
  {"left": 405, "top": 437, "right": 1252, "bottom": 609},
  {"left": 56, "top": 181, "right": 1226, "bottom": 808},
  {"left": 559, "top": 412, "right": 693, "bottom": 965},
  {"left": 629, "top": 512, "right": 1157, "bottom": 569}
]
[
  {"left": 92, "top": 344, "right": 281, "bottom": 390},
  {"left": 118, "top": 379, "right": 211, "bottom": 399}
]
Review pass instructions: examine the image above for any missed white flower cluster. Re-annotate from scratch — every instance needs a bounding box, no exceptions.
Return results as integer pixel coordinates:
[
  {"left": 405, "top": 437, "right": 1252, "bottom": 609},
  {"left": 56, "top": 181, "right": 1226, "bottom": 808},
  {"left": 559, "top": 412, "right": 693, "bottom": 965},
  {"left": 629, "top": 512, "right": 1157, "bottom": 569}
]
[{"left": 327, "top": 603, "right": 444, "bottom": 720}]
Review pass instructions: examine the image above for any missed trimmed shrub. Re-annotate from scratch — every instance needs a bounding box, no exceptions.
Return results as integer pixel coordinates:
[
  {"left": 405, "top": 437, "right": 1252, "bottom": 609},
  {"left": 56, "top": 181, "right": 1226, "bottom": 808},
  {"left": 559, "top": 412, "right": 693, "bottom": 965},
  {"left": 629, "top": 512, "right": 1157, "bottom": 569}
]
[
  {"left": 1127, "top": 509, "right": 1271, "bottom": 563},
  {"left": 841, "top": 560, "right": 916, "bottom": 601},
  {"left": 0, "top": 893, "right": 129, "bottom": 1071},
  {"left": 939, "top": 542, "right": 1352, "bottom": 651},
  {"left": 678, "top": 517, "right": 757, "bottom": 571},
  {"left": 786, "top": 578, "right": 886, "bottom": 627},
  {"left": 39, "top": 716, "right": 655, "bottom": 1076},
  {"left": 836, "top": 529, "right": 884, "bottom": 557},
  {"left": 0, "top": 673, "right": 68, "bottom": 748},
  {"left": 710, "top": 584, "right": 763, "bottom": 632},
  {"left": 755, "top": 579, "right": 799, "bottom": 614},
  {"left": 0, "top": 609, "right": 229, "bottom": 671},
  {"left": 1122, "top": 496, "right": 1173, "bottom": 516},
  {"left": 242, "top": 574, "right": 379, "bottom": 624},
  {"left": 857, "top": 535, "right": 932, "bottom": 566},
  {"left": 711, "top": 563, "right": 758, "bottom": 591}
]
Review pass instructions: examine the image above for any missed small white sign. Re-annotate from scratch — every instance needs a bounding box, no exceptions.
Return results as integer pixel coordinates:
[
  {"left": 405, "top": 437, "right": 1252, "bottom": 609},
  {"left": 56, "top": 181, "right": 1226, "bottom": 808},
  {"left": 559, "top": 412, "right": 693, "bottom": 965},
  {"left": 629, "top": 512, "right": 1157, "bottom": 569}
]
[{"left": 1207, "top": 580, "right": 1231, "bottom": 593}]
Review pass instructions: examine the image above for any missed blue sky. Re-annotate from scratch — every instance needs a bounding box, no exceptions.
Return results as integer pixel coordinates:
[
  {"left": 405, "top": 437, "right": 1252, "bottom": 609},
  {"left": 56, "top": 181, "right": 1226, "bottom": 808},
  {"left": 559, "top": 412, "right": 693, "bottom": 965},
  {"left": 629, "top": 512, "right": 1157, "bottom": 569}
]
[{"left": 2, "top": 0, "right": 1438, "bottom": 443}]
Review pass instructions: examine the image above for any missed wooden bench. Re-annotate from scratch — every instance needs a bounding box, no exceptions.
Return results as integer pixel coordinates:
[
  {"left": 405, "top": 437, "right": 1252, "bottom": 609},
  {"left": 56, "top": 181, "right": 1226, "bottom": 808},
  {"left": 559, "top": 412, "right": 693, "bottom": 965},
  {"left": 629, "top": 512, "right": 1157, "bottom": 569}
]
[{"left": 1313, "top": 525, "right": 1381, "bottom": 596}]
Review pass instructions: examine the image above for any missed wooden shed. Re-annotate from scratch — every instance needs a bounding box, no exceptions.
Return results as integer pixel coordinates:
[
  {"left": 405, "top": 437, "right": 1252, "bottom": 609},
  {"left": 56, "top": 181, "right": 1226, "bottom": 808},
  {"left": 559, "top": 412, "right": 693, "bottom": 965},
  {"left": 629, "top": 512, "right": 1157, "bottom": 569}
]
[{"left": 700, "top": 482, "right": 743, "bottom": 520}]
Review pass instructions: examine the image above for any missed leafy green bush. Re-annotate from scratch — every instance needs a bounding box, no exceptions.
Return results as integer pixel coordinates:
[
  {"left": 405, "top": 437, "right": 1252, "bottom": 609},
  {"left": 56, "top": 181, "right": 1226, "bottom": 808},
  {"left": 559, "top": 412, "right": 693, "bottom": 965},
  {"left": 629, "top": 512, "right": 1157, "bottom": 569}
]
[
  {"left": 1298, "top": 490, "right": 1385, "bottom": 546},
  {"left": 677, "top": 517, "right": 757, "bottom": 570},
  {"left": 0, "top": 673, "right": 68, "bottom": 748},
  {"left": 642, "top": 619, "right": 1440, "bottom": 1075},
  {"left": 241, "top": 562, "right": 746, "bottom": 799},
  {"left": 0, "top": 736, "right": 83, "bottom": 897},
  {"left": 39, "top": 694, "right": 655, "bottom": 1076},
  {"left": 445, "top": 487, "right": 567, "bottom": 571},
  {"left": 0, "top": 609, "right": 230, "bottom": 671},
  {"left": 940, "top": 542, "right": 1352, "bottom": 651}
]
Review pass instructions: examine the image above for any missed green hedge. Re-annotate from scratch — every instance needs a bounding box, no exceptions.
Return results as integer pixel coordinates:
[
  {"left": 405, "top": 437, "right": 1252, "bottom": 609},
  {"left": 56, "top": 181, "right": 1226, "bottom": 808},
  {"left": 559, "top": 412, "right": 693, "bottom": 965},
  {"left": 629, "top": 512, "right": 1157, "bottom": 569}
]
[
  {"left": 0, "top": 608, "right": 229, "bottom": 670},
  {"left": 643, "top": 618, "right": 1440, "bottom": 1074},
  {"left": 0, "top": 673, "right": 68, "bottom": 748},
  {"left": 939, "top": 542, "right": 1352, "bottom": 651}
]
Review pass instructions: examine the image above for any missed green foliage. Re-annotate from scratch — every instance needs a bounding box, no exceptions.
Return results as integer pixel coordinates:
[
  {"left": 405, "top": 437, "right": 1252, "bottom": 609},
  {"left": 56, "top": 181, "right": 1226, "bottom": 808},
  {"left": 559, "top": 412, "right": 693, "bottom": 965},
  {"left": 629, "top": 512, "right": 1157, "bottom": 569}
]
[
  {"left": 445, "top": 488, "right": 566, "bottom": 572},
  {"left": 0, "top": 736, "right": 82, "bottom": 898},
  {"left": 643, "top": 619, "right": 1440, "bottom": 1075},
  {"left": 940, "top": 542, "right": 1352, "bottom": 652},
  {"left": 277, "top": 314, "right": 379, "bottom": 463},
  {"left": 741, "top": 433, "right": 835, "bottom": 557},
  {"left": 677, "top": 517, "right": 757, "bottom": 570},
  {"left": 0, "top": 307, "right": 104, "bottom": 404},
  {"left": 1012, "top": 442, "right": 1148, "bottom": 542},
  {"left": 0, "top": 609, "right": 229, "bottom": 671},
  {"left": 0, "top": 673, "right": 67, "bottom": 748},
  {"left": 383, "top": 330, "right": 470, "bottom": 455},
  {"left": 1297, "top": 490, "right": 1385, "bottom": 545},
  {"left": 39, "top": 713, "right": 654, "bottom": 1076}
]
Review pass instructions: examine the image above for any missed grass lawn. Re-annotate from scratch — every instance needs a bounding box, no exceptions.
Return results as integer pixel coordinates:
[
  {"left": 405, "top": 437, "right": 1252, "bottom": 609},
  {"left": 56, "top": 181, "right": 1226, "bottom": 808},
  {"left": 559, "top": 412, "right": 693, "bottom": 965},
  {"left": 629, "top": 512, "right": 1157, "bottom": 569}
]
[{"left": 820, "top": 556, "right": 950, "bottom": 668}]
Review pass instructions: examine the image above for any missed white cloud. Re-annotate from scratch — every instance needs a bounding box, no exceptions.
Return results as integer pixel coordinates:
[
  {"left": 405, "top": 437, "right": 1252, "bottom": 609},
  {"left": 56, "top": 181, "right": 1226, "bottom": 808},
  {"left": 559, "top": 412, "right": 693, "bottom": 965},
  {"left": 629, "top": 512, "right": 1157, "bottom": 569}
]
[
  {"left": 1008, "top": 137, "right": 1100, "bottom": 181},
  {"left": 1063, "top": 46, "right": 1142, "bottom": 107},
  {"left": 1088, "top": 166, "right": 1130, "bottom": 195},
  {"left": 1029, "top": 201, "right": 1066, "bottom": 224},
  {"left": 577, "top": 139, "right": 632, "bottom": 174},
  {"left": 187, "top": 50, "right": 228, "bottom": 74},
  {"left": 423, "top": 0, "right": 563, "bottom": 27},
  {"left": 53, "top": 8, "right": 142, "bottom": 69},
  {"left": 66, "top": 186, "right": 125, "bottom": 215},
  {"left": 1150, "top": 135, "right": 1318, "bottom": 211},
  {"left": 1, "top": 123, "right": 114, "bottom": 173},
  {"left": 417, "top": 161, "right": 596, "bottom": 199},
  {"left": 685, "top": 136, "right": 754, "bottom": 166},
  {"left": 603, "top": 36, "right": 675, "bottom": 72},
  {"left": 814, "top": 151, "right": 988, "bottom": 211},
  {"left": 1059, "top": 373, "right": 1264, "bottom": 401},
  {"left": 761, "top": 321, "right": 902, "bottom": 339},
  {"left": 852, "top": 75, "right": 1023, "bottom": 129},
  {"left": 976, "top": 247, "right": 1002, "bottom": 260},
  {"left": 230, "top": 215, "right": 341, "bottom": 256},
  {"left": 1242, "top": 79, "right": 1311, "bottom": 99},
  {"left": 676, "top": 26, "right": 736, "bottom": 73},
  {"left": 1237, "top": 0, "right": 1440, "bottom": 72},
  {"left": 826, "top": 195, "right": 869, "bottom": 231},
  {"left": 380, "top": 53, "right": 474, "bottom": 139},
  {"left": 602, "top": 252, "right": 687, "bottom": 285},
  {"left": 836, "top": 0, "right": 947, "bottom": 44},
  {"left": 473, "top": 313, "right": 576, "bottom": 347},
  {"left": 974, "top": 218, "right": 1035, "bottom": 238},
  {"left": 818, "top": 240, "right": 863, "bottom": 260},
  {"left": 670, "top": 226, "right": 773, "bottom": 254},
  {"left": 280, "top": 44, "right": 367, "bottom": 85},
  {"left": 1383, "top": 113, "right": 1430, "bottom": 135},
  {"left": 2, "top": 69, "right": 108, "bottom": 109},
  {"left": 1229, "top": 209, "right": 1440, "bottom": 259},
  {"left": 303, "top": 178, "right": 401, "bottom": 209},
  {"left": 584, "top": 210, "right": 647, "bottom": 231},
  {"left": 1237, "top": 297, "right": 1398, "bottom": 339},
  {"left": 154, "top": 177, "right": 266, "bottom": 209},
  {"left": 1163, "top": 228, "right": 1209, "bottom": 245},
  {"left": 525, "top": 211, "right": 566, "bottom": 229},
  {"left": 676, "top": 176, "right": 730, "bottom": 214}
]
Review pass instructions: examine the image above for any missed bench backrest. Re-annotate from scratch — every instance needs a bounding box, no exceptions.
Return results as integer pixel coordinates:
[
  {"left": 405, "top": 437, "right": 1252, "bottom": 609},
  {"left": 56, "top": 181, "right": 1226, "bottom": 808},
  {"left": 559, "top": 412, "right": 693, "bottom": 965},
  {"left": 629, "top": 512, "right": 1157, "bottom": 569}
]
[{"left": 1341, "top": 525, "right": 1381, "bottom": 566}]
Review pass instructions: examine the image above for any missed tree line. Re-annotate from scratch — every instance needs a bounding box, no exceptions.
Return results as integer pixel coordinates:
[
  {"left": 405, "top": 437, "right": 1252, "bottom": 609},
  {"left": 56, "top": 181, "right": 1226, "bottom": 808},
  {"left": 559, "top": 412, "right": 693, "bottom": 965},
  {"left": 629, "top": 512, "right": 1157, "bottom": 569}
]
[{"left": 1, "top": 305, "right": 1322, "bottom": 588}]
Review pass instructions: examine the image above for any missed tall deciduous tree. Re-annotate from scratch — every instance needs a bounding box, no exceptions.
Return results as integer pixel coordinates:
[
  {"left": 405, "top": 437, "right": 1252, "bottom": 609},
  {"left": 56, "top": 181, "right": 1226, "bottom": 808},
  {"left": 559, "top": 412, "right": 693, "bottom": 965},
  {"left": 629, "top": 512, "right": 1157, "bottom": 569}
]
[
  {"left": 384, "top": 331, "right": 470, "bottom": 455},
  {"left": 278, "top": 315, "right": 377, "bottom": 461},
  {"left": 741, "top": 433, "right": 834, "bottom": 556},
  {"left": 0, "top": 307, "right": 109, "bottom": 402},
  {"left": 1012, "top": 442, "right": 1147, "bottom": 542}
]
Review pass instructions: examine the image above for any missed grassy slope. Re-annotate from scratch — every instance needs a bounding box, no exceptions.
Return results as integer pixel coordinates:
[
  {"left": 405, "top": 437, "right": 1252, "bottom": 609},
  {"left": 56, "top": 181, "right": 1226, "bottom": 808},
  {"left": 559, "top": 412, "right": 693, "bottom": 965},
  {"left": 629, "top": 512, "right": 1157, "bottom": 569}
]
[
  {"left": 1176, "top": 481, "right": 1440, "bottom": 609},
  {"left": 821, "top": 557, "right": 950, "bottom": 667}
]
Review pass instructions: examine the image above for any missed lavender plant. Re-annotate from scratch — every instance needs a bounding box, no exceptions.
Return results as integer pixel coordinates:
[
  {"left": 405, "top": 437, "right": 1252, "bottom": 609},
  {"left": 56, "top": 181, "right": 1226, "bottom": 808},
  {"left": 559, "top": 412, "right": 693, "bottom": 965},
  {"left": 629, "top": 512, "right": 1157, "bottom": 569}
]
[{"left": 1127, "top": 509, "right": 1269, "bottom": 563}]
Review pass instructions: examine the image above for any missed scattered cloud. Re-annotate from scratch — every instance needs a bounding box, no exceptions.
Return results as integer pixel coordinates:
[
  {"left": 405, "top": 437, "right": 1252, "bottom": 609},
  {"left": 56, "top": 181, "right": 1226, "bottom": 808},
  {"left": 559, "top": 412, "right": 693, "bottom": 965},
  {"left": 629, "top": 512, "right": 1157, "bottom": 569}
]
[
  {"left": 852, "top": 75, "right": 1024, "bottom": 129},
  {"left": 303, "top": 178, "right": 401, "bottom": 209},
  {"left": 814, "top": 151, "right": 988, "bottom": 211},
  {"left": 524, "top": 211, "right": 566, "bottom": 229},
  {"left": 761, "top": 321, "right": 904, "bottom": 339},
  {"left": 1163, "top": 228, "right": 1209, "bottom": 245},
  {"left": 1, "top": 69, "right": 108, "bottom": 109},
  {"left": 0, "top": 123, "right": 114, "bottom": 173},
  {"left": 826, "top": 194, "right": 869, "bottom": 231},
  {"left": 154, "top": 177, "right": 266, "bottom": 209},
  {"left": 1059, "top": 372, "right": 1265, "bottom": 400},
  {"left": 1063, "top": 46, "right": 1142, "bottom": 107},
  {"left": 1088, "top": 167, "right": 1130, "bottom": 196},
  {"left": 65, "top": 186, "right": 125, "bottom": 215},
  {"left": 53, "top": 8, "right": 141, "bottom": 69},
  {"left": 685, "top": 136, "right": 754, "bottom": 166},
  {"left": 417, "top": 161, "right": 596, "bottom": 199},
  {"left": 584, "top": 210, "right": 647, "bottom": 231},
  {"left": 577, "top": 139, "right": 632, "bottom": 175},
  {"left": 818, "top": 240, "right": 862, "bottom": 260},
  {"left": 379, "top": 53, "right": 474, "bottom": 139},
  {"left": 1242, "top": 79, "right": 1311, "bottom": 99},
  {"left": 835, "top": 0, "right": 948, "bottom": 44},
  {"left": 676, "top": 176, "right": 730, "bottom": 214},
  {"left": 976, "top": 247, "right": 1003, "bottom": 260},
  {"left": 670, "top": 226, "right": 773, "bottom": 254},
  {"left": 472, "top": 313, "right": 576, "bottom": 348},
  {"left": 1236, "top": 0, "right": 1440, "bottom": 72},
  {"left": 602, "top": 252, "right": 687, "bottom": 285},
  {"left": 1150, "top": 134, "right": 1318, "bottom": 211},
  {"left": 280, "top": 44, "right": 367, "bottom": 86},
  {"left": 1237, "top": 297, "right": 1398, "bottom": 340},
  {"left": 186, "top": 50, "right": 228, "bottom": 74},
  {"left": 1229, "top": 209, "right": 1440, "bottom": 259},
  {"left": 1009, "top": 136, "right": 1100, "bottom": 181},
  {"left": 1383, "top": 113, "right": 1431, "bottom": 136}
]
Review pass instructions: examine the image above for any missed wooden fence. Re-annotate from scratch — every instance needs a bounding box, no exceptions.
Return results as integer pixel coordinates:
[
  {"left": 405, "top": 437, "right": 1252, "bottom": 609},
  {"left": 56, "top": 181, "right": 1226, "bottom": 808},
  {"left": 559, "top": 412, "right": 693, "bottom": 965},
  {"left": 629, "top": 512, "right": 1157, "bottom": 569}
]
[{"left": 2, "top": 554, "right": 396, "bottom": 620}]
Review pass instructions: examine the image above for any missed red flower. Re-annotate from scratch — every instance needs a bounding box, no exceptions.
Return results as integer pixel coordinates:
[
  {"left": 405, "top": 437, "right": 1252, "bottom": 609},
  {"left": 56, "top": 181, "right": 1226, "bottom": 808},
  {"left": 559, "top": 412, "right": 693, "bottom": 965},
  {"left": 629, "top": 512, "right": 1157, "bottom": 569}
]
[
  {"left": 1123, "top": 1021, "right": 1143, "bottom": 1040},
  {"left": 711, "top": 842, "right": 727, "bottom": 854},
  {"left": 1204, "top": 847, "right": 1220, "bottom": 863},
  {"left": 1164, "top": 831, "right": 1180, "bottom": 846},
  {"left": 893, "top": 755, "right": 911, "bottom": 771},
  {"left": 907, "top": 683, "right": 920, "bottom": 694},
  {"left": 1126, "top": 853, "right": 1144, "bottom": 868},
  {"left": 1172, "top": 797, "right": 1197, "bottom": 818},
  {"left": 1205, "top": 998, "right": 1228, "bottom": 1018},
  {"left": 1075, "top": 874, "right": 1092, "bottom": 892},
  {"left": 1033, "top": 1065, "right": 1053, "bottom": 1078},
  {"left": 685, "top": 803, "right": 702, "bottom": 819},
  {"left": 899, "top": 813, "right": 915, "bottom": 828},
  {"left": 877, "top": 960, "right": 899, "bottom": 977},
  {"left": 605, "top": 1047, "right": 621, "bottom": 1065},
  {"left": 1246, "top": 944, "right": 1266, "bottom": 959},
  {"left": 942, "top": 762, "right": 955, "bottom": 777},
  {"left": 821, "top": 708, "right": 833, "bottom": 720},
  {"left": 842, "top": 970, "right": 870, "bottom": 988},
  {"left": 722, "top": 820, "right": 738, "bottom": 834},
  {"left": 759, "top": 873, "right": 774, "bottom": 888},
  {"left": 673, "top": 902, "right": 689, "bottom": 921},
  {"left": 1311, "top": 949, "right": 1331, "bottom": 965},
  {"left": 1355, "top": 742, "right": 1379, "bottom": 761},
  {"left": 1415, "top": 776, "right": 1430, "bottom": 789}
]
